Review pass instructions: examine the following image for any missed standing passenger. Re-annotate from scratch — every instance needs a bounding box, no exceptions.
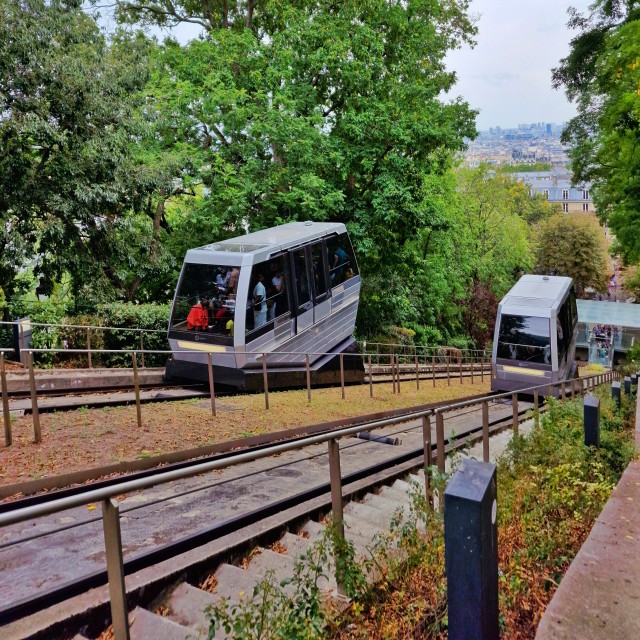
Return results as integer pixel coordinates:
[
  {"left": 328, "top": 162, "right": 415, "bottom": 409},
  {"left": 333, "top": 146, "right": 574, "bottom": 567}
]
[
  {"left": 228, "top": 267, "right": 240, "bottom": 294},
  {"left": 253, "top": 273, "right": 267, "bottom": 328}
]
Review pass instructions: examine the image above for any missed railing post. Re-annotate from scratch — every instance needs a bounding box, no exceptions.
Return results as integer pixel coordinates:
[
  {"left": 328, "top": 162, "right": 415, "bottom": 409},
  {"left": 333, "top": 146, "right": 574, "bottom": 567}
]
[
  {"left": 139, "top": 331, "right": 145, "bottom": 369},
  {"left": 102, "top": 499, "right": 131, "bottom": 640},
  {"left": 512, "top": 393, "right": 519, "bottom": 435},
  {"left": 368, "top": 354, "right": 373, "bottom": 398},
  {"left": 444, "top": 460, "right": 499, "bottom": 640},
  {"left": 447, "top": 356, "right": 450, "bottom": 386},
  {"left": 396, "top": 354, "right": 400, "bottom": 395},
  {"left": 328, "top": 438, "right": 345, "bottom": 596},
  {"left": 432, "top": 354, "right": 436, "bottom": 388},
  {"left": 86, "top": 328, "right": 92, "bottom": 369},
  {"left": 481, "top": 354, "right": 484, "bottom": 383},
  {"left": 340, "top": 354, "right": 345, "bottom": 399},
  {"left": 132, "top": 353, "right": 142, "bottom": 429},
  {"left": 482, "top": 400, "right": 490, "bottom": 463},
  {"left": 571, "top": 379, "right": 575, "bottom": 400},
  {"left": 306, "top": 353, "right": 311, "bottom": 403},
  {"left": 436, "top": 412, "right": 445, "bottom": 474},
  {"left": 470, "top": 357, "right": 474, "bottom": 385},
  {"left": 391, "top": 352, "right": 396, "bottom": 394},
  {"left": 459, "top": 355, "right": 463, "bottom": 385},
  {"left": 422, "top": 415, "right": 433, "bottom": 507},
  {"left": 415, "top": 355, "right": 420, "bottom": 390},
  {"left": 27, "top": 352, "right": 42, "bottom": 443},
  {"left": 262, "top": 353, "right": 270, "bottom": 410},
  {"left": 1, "top": 353, "right": 11, "bottom": 446},
  {"left": 560, "top": 382, "right": 566, "bottom": 401},
  {"left": 207, "top": 353, "right": 217, "bottom": 417},
  {"left": 533, "top": 387, "right": 539, "bottom": 427}
]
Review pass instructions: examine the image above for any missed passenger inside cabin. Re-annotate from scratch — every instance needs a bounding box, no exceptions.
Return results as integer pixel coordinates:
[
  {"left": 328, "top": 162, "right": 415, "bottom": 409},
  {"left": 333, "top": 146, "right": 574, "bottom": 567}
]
[
  {"left": 331, "top": 245, "right": 349, "bottom": 284},
  {"left": 216, "top": 268, "right": 230, "bottom": 292},
  {"left": 253, "top": 273, "right": 267, "bottom": 328},
  {"left": 228, "top": 267, "right": 240, "bottom": 295},
  {"left": 187, "top": 297, "right": 209, "bottom": 331},
  {"left": 269, "top": 265, "right": 284, "bottom": 320}
]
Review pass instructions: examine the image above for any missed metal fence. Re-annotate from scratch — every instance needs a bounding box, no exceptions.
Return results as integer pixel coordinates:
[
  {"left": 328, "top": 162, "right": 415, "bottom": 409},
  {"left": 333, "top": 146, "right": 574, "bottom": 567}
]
[
  {"left": 0, "top": 369, "right": 619, "bottom": 640},
  {"left": 0, "top": 345, "right": 492, "bottom": 447}
]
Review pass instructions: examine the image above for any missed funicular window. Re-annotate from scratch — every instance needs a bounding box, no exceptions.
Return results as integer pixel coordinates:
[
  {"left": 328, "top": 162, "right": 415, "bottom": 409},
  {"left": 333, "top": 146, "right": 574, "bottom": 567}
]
[
  {"left": 327, "top": 232, "right": 358, "bottom": 287},
  {"left": 497, "top": 314, "right": 551, "bottom": 367},
  {"left": 245, "top": 254, "right": 290, "bottom": 336},
  {"left": 557, "top": 301, "right": 571, "bottom": 364},
  {"left": 170, "top": 263, "right": 240, "bottom": 337},
  {"left": 292, "top": 248, "right": 311, "bottom": 309},
  {"left": 311, "top": 242, "right": 328, "bottom": 300}
]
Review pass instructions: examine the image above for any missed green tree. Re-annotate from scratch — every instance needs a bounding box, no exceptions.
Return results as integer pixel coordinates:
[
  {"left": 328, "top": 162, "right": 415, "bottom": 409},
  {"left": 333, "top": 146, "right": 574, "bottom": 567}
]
[
  {"left": 534, "top": 215, "right": 609, "bottom": 297},
  {"left": 115, "top": 0, "right": 479, "bottom": 328},
  {"left": 452, "top": 166, "right": 535, "bottom": 346},
  {"left": 553, "top": 1, "right": 640, "bottom": 262},
  {"left": 0, "top": 0, "right": 154, "bottom": 305}
]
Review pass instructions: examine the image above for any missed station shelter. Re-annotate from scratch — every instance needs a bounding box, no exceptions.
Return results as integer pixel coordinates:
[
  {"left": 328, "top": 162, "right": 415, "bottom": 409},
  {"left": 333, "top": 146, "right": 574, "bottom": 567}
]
[{"left": 576, "top": 299, "right": 640, "bottom": 366}]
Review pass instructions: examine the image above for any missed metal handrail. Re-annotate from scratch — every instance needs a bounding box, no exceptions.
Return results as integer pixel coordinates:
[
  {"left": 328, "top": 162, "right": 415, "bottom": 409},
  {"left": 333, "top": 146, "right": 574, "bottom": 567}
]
[
  {"left": 0, "top": 319, "right": 164, "bottom": 335},
  {"left": 0, "top": 366, "right": 617, "bottom": 637},
  {"left": 0, "top": 372, "right": 612, "bottom": 527}
]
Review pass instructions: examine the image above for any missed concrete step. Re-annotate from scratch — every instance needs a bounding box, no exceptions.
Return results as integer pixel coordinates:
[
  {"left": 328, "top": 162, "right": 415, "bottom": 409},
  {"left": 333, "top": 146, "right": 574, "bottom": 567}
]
[
  {"left": 279, "top": 531, "right": 316, "bottom": 558},
  {"left": 246, "top": 548, "right": 296, "bottom": 585},
  {"left": 212, "top": 563, "right": 259, "bottom": 604},
  {"left": 298, "top": 519, "right": 327, "bottom": 541},
  {"left": 362, "top": 493, "right": 411, "bottom": 518},
  {"left": 129, "top": 606, "right": 193, "bottom": 640},
  {"left": 344, "top": 501, "right": 395, "bottom": 530},
  {"left": 165, "top": 582, "right": 217, "bottom": 635},
  {"left": 378, "top": 485, "right": 413, "bottom": 504}
]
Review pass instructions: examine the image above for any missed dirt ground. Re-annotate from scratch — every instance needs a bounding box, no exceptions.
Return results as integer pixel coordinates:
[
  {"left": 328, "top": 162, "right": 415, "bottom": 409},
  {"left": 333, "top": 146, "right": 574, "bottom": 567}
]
[{"left": 0, "top": 377, "right": 490, "bottom": 487}]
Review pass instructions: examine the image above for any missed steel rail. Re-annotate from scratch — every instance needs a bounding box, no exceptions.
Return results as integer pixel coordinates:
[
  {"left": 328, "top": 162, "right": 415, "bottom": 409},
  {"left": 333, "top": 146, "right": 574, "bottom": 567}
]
[{"left": 0, "top": 402, "right": 528, "bottom": 625}]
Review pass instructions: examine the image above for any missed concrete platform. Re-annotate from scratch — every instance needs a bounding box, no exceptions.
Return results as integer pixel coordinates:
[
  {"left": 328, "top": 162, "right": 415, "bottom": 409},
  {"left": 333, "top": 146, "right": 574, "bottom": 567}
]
[
  {"left": 536, "top": 390, "right": 640, "bottom": 639},
  {"left": 4, "top": 367, "right": 167, "bottom": 394},
  {"left": 7, "top": 386, "right": 208, "bottom": 413}
]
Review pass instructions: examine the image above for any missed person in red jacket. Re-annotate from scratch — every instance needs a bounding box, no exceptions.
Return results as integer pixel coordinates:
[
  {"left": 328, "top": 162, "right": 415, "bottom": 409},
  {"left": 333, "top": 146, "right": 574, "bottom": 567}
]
[{"left": 187, "top": 297, "right": 209, "bottom": 331}]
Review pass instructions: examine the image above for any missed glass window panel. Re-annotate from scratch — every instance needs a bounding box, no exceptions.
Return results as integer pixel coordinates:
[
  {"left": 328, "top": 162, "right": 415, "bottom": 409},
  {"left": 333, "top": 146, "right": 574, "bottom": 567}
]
[
  {"left": 170, "top": 263, "right": 239, "bottom": 337},
  {"left": 327, "top": 232, "right": 359, "bottom": 287},
  {"left": 497, "top": 314, "right": 551, "bottom": 366},
  {"left": 293, "top": 248, "right": 310, "bottom": 308},
  {"left": 311, "top": 243, "right": 328, "bottom": 300},
  {"left": 245, "top": 255, "right": 290, "bottom": 336}
]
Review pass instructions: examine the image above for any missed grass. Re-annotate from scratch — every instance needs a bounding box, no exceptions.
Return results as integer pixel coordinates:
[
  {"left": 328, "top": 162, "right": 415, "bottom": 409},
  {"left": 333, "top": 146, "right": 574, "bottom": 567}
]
[{"left": 0, "top": 376, "right": 489, "bottom": 487}]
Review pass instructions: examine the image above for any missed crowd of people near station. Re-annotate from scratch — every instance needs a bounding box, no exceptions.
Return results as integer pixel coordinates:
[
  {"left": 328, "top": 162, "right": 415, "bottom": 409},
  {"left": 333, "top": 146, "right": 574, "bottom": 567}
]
[{"left": 588, "top": 324, "right": 618, "bottom": 359}]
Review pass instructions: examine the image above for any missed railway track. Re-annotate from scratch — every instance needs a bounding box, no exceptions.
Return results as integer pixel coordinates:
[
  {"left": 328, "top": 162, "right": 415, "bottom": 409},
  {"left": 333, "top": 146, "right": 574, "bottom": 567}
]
[
  {"left": 2, "top": 363, "right": 490, "bottom": 414},
  {"left": 0, "top": 391, "right": 531, "bottom": 640}
]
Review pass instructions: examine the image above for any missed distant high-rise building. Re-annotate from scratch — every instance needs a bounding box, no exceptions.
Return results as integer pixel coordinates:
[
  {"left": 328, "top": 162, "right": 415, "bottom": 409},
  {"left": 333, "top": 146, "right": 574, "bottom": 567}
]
[{"left": 546, "top": 123, "right": 552, "bottom": 135}]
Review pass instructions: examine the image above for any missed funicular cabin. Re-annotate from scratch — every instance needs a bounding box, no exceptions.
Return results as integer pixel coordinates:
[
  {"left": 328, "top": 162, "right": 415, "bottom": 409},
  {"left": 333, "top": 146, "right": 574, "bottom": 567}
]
[
  {"left": 491, "top": 275, "right": 578, "bottom": 395},
  {"left": 165, "top": 222, "right": 363, "bottom": 390}
]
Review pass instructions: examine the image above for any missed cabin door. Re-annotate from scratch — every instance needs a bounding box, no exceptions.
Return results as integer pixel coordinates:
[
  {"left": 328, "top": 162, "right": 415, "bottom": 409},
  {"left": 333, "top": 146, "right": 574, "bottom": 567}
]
[
  {"left": 310, "top": 241, "right": 331, "bottom": 324},
  {"left": 291, "top": 247, "right": 314, "bottom": 334}
]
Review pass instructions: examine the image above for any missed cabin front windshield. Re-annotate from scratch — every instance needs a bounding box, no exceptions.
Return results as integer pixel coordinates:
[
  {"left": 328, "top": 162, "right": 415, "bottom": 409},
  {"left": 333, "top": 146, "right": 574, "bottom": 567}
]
[
  {"left": 497, "top": 314, "right": 551, "bottom": 366},
  {"left": 170, "top": 263, "right": 240, "bottom": 337}
]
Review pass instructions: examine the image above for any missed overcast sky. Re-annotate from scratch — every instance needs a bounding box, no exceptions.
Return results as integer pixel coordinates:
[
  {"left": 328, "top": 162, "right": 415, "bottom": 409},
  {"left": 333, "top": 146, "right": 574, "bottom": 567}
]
[
  {"left": 108, "top": 0, "right": 594, "bottom": 132},
  {"left": 445, "top": 0, "right": 593, "bottom": 130}
]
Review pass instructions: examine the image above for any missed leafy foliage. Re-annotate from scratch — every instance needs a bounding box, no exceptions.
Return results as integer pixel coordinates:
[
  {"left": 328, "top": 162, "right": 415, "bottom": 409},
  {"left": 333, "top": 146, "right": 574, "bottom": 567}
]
[
  {"left": 534, "top": 214, "right": 609, "bottom": 297},
  {"left": 553, "top": 1, "right": 640, "bottom": 262},
  {"left": 0, "top": 0, "right": 155, "bottom": 301}
]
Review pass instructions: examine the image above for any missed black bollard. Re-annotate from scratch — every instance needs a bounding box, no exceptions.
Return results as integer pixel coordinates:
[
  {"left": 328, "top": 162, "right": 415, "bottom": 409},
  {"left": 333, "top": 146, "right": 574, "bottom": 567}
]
[
  {"left": 624, "top": 376, "right": 631, "bottom": 395},
  {"left": 444, "top": 459, "right": 498, "bottom": 640},
  {"left": 631, "top": 374, "right": 638, "bottom": 393},
  {"left": 612, "top": 381, "right": 621, "bottom": 411},
  {"left": 584, "top": 395, "right": 600, "bottom": 448}
]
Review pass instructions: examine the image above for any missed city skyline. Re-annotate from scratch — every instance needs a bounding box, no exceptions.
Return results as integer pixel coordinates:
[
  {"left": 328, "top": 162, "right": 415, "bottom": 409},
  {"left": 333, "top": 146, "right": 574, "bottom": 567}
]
[{"left": 445, "top": 0, "right": 593, "bottom": 131}]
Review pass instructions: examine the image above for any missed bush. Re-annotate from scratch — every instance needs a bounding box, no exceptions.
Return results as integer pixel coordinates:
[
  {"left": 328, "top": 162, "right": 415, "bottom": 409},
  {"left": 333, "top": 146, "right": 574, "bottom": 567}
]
[{"left": 4, "top": 301, "right": 170, "bottom": 368}]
